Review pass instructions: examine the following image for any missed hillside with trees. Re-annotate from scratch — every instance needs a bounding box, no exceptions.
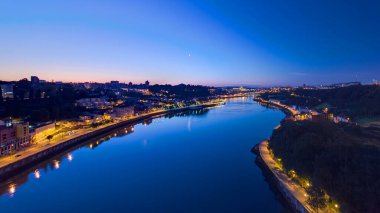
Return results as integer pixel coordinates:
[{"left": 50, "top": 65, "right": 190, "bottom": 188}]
[
  {"left": 260, "top": 85, "right": 380, "bottom": 121},
  {"left": 269, "top": 120, "right": 380, "bottom": 212}
]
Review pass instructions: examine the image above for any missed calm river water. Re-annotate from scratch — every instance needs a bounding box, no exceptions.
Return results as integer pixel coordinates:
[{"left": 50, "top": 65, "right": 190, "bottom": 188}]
[{"left": 0, "top": 97, "right": 289, "bottom": 212}]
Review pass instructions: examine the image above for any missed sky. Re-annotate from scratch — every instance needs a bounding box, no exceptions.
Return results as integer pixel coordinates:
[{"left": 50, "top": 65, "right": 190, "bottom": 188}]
[{"left": 0, "top": 0, "right": 379, "bottom": 86}]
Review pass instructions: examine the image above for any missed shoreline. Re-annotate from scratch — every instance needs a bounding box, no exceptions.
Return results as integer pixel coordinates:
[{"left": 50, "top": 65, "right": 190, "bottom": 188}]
[
  {"left": 253, "top": 97, "right": 299, "bottom": 116},
  {"left": 252, "top": 98, "right": 312, "bottom": 213},
  {"left": 0, "top": 103, "right": 219, "bottom": 181},
  {"left": 253, "top": 141, "right": 313, "bottom": 213}
]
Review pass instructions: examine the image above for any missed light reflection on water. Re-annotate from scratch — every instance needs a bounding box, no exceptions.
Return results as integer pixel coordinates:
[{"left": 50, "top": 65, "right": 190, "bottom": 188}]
[
  {"left": 53, "top": 160, "right": 60, "bottom": 170},
  {"left": 34, "top": 169, "right": 40, "bottom": 179},
  {"left": 67, "top": 153, "right": 73, "bottom": 162},
  {"left": 8, "top": 184, "right": 16, "bottom": 197},
  {"left": 0, "top": 109, "right": 210, "bottom": 198}
]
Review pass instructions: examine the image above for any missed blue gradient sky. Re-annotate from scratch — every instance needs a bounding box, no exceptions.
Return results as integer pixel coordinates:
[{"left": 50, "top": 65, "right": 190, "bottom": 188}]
[{"left": 0, "top": 0, "right": 379, "bottom": 86}]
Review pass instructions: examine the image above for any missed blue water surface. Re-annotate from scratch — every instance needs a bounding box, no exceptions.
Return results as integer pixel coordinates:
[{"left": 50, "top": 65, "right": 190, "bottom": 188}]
[{"left": 0, "top": 97, "right": 287, "bottom": 213}]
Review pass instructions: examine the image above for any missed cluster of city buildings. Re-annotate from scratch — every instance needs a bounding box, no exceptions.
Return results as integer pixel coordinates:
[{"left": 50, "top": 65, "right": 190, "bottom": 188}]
[
  {"left": 0, "top": 76, "right": 52, "bottom": 100},
  {"left": 292, "top": 108, "right": 350, "bottom": 123},
  {"left": 252, "top": 81, "right": 380, "bottom": 95},
  {"left": 0, "top": 105, "right": 137, "bottom": 156},
  {"left": 0, "top": 119, "right": 32, "bottom": 155},
  {"left": 0, "top": 118, "right": 62, "bottom": 156},
  {"left": 0, "top": 76, "right": 252, "bottom": 157},
  {"left": 255, "top": 97, "right": 350, "bottom": 124},
  {"left": 78, "top": 106, "right": 135, "bottom": 126}
]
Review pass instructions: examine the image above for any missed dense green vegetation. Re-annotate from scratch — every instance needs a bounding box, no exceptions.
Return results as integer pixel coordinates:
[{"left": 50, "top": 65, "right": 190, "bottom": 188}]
[
  {"left": 269, "top": 120, "right": 380, "bottom": 212},
  {"left": 261, "top": 85, "right": 380, "bottom": 120}
]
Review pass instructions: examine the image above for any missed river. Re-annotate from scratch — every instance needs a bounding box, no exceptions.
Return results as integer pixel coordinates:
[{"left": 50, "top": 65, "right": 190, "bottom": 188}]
[{"left": 0, "top": 97, "right": 289, "bottom": 213}]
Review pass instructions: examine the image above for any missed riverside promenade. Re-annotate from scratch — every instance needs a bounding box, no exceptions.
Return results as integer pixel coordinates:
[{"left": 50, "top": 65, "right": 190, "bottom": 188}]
[
  {"left": 0, "top": 103, "right": 219, "bottom": 180},
  {"left": 253, "top": 97, "right": 299, "bottom": 116},
  {"left": 258, "top": 140, "right": 314, "bottom": 213},
  {"left": 253, "top": 98, "right": 329, "bottom": 213},
  {"left": 253, "top": 97, "right": 310, "bottom": 212}
]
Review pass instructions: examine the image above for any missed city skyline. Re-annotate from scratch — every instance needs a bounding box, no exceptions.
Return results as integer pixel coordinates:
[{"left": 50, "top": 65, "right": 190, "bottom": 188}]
[{"left": 1, "top": 0, "right": 379, "bottom": 86}]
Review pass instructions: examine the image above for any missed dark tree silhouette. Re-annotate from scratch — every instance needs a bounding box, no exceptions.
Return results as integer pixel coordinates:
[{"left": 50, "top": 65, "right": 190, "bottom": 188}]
[
  {"left": 306, "top": 186, "right": 327, "bottom": 212},
  {"left": 269, "top": 120, "right": 380, "bottom": 212}
]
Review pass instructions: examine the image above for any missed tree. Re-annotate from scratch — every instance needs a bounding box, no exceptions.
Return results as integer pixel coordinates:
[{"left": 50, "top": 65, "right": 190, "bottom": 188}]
[
  {"left": 46, "top": 135, "right": 54, "bottom": 142},
  {"left": 269, "top": 119, "right": 380, "bottom": 212},
  {"left": 307, "top": 186, "right": 327, "bottom": 212}
]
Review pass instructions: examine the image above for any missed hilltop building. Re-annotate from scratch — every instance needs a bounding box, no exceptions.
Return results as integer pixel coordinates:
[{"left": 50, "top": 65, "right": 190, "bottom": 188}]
[{"left": 31, "top": 76, "right": 40, "bottom": 84}]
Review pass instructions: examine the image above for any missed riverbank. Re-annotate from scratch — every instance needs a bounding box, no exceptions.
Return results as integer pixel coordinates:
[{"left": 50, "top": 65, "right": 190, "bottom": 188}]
[
  {"left": 0, "top": 103, "right": 219, "bottom": 181},
  {"left": 252, "top": 98, "right": 315, "bottom": 212},
  {"left": 253, "top": 97, "right": 299, "bottom": 116},
  {"left": 254, "top": 141, "right": 313, "bottom": 213}
]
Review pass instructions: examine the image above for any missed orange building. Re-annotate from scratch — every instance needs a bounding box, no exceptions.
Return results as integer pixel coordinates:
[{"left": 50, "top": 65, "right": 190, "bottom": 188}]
[{"left": 0, "top": 122, "right": 32, "bottom": 156}]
